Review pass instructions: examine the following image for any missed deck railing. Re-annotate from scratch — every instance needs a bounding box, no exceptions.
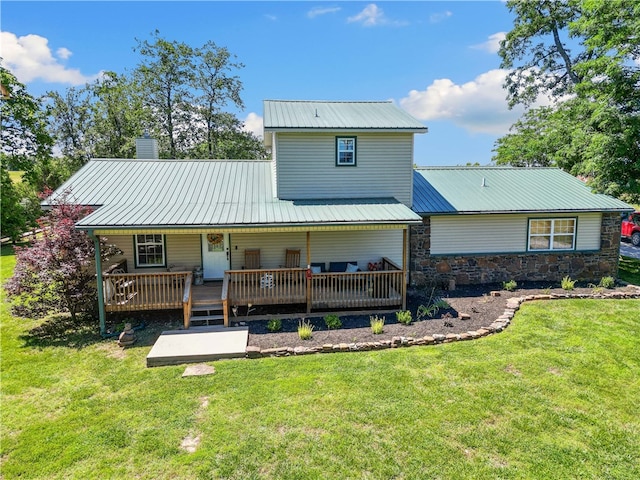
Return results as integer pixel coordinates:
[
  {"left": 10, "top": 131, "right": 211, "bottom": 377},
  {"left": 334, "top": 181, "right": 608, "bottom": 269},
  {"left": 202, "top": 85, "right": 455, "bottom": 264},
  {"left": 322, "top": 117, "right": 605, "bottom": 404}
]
[
  {"left": 101, "top": 258, "right": 405, "bottom": 328},
  {"left": 228, "top": 268, "right": 307, "bottom": 306},
  {"left": 103, "top": 271, "right": 192, "bottom": 326},
  {"left": 226, "top": 258, "right": 405, "bottom": 313}
]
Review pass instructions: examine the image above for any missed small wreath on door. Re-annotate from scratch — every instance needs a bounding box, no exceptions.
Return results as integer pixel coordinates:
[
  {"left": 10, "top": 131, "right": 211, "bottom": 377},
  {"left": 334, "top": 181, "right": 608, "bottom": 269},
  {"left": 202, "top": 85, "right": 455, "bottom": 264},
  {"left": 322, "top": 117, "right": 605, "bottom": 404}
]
[{"left": 207, "top": 233, "right": 224, "bottom": 246}]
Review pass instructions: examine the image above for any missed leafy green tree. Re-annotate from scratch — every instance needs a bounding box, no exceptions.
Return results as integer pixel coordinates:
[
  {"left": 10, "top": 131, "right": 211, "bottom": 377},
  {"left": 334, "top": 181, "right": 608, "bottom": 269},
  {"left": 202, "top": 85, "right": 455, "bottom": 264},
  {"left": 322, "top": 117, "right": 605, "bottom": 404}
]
[
  {"left": 133, "top": 30, "right": 195, "bottom": 158},
  {"left": 1, "top": 166, "right": 26, "bottom": 242},
  {"left": 191, "top": 41, "right": 245, "bottom": 158},
  {"left": 495, "top": 0, "right": 640, "bottom": 202},
  {"left": 89, "top": 71, "right": 148, "bottom": 159},
  {"left": 0, "top": 65, "right": 53, "bottom": 170},
  {"left": 45, "top": 87, "right": 93, "bottom": 171}
]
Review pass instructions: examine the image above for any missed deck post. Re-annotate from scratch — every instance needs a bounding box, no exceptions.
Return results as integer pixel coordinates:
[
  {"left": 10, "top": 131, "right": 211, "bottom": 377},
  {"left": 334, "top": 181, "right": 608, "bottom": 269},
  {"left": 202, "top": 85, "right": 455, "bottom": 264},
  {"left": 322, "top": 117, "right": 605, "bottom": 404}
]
[
  {"left": 306, "top": 231, "right": 312, "bottom": 313},
  {"left": 89, "top": 230, "right": 106, "bottom": 335},
  {"left": 402, "top": 228, "right": 407, "bottom": 311}
]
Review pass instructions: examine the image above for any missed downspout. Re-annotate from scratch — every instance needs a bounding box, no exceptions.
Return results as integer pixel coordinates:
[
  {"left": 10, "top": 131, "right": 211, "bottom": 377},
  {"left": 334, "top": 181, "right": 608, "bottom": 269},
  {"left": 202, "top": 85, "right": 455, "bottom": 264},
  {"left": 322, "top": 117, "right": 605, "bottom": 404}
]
[{"left": 87, "top": 230, "right": 106, "bottom": 336}]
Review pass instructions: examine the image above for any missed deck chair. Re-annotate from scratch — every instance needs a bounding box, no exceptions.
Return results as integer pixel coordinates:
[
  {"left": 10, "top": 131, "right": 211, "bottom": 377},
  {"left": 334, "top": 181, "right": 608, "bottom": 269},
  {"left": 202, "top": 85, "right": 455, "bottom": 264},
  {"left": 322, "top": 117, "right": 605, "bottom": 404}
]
[
  {"left": 284, "top": 249, "right": 301, "bottom": 268},
  {"left": 280, "top": 248, "right": 301, "bottom": 284},
  {"left": 244, "top": 249, "right": 261, "bottom": 269}
]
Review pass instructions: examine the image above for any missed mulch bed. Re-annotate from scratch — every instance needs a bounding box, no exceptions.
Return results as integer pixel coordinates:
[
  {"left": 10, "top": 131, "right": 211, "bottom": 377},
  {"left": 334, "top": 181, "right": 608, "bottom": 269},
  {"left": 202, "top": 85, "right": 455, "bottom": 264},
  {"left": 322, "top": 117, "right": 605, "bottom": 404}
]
[{"left": 238, "top": 281, "right": 638, "bottom": 351}]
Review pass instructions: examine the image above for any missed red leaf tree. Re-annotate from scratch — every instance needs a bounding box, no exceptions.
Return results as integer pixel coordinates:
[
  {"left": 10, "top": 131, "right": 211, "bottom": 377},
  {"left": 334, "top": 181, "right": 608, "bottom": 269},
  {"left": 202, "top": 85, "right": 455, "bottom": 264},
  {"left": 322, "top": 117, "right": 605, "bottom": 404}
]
[{"left": 6, "top": 190, "right": 120, "bottom": 322}]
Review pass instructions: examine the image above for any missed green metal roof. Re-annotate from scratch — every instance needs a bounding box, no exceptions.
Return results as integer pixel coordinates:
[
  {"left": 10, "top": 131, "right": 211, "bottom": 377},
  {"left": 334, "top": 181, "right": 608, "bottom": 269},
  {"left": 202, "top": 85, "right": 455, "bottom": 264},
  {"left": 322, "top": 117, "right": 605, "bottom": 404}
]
[
  {"left": 413, "top": 167, "right": 633, "bottom": 214},
  {"left": 44, "top": 159, "right": 421, "bottom": 229},
  {"left": 263, "top": 100, "right": 428, "bottom": 132}
]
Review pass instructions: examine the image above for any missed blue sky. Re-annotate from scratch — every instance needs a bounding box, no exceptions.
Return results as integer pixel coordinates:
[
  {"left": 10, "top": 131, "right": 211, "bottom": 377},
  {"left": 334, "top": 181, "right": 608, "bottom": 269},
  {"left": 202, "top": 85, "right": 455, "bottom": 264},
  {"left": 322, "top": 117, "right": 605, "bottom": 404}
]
[{"left": 1, "top": 1, "right": 526, "bottom": 165}]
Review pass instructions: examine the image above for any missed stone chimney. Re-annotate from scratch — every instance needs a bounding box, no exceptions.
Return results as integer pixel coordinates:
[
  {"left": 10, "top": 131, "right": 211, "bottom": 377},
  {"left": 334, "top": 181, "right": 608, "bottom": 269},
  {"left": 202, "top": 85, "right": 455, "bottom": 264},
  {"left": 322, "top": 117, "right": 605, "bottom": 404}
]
[{"left": 135, "top": 131, "right": 159, "bottom": 159}]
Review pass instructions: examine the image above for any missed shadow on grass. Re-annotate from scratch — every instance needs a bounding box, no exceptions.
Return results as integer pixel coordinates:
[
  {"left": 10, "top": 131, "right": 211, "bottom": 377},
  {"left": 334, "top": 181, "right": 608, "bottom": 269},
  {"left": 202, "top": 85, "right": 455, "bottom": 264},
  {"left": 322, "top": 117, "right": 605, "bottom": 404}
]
[
  {"left": 620, "top": 255, "right": 640, "bottom": 285},
  {"left": 19, "top": 314, "right": 103, "bottom": 350}
]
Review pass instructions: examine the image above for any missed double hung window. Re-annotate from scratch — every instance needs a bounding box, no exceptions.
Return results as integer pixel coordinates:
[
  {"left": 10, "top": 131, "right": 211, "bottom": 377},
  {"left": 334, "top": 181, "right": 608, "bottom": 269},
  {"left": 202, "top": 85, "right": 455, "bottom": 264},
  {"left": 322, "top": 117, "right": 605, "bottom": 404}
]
[
  {"left": 528, "top": 218, "right": 576, "bottom": 251},
  {"left": 134, "top": 234, "right": 166, "bottom": 267},
  {"left": 336, "top": 137, "right": 356, "bottom": 166}
]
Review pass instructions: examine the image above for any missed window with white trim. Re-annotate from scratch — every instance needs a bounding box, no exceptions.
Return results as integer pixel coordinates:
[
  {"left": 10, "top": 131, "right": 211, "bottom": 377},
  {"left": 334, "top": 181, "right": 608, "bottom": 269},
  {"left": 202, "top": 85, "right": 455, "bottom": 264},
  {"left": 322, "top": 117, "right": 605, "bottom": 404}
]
[
  {"left": 336, "top": 137, "right": 356, "bottom": 166},
  {"left": 528, "top": 218, "right": 576, "bottom": 251},
  {"left": 134, "top": 234, "right": 166, "bottom": 267}
]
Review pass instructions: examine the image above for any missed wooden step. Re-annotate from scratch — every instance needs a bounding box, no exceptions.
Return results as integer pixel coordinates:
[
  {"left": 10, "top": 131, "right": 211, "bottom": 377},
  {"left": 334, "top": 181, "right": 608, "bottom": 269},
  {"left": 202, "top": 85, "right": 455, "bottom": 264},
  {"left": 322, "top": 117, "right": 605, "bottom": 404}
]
[
  {"left": 192, "top": 303, "right": 223, "bottom": 312},
  {"left": 192, "top": 298, "right": 224, "bottom": 307},
  {"left": 189, "top": 314, "right": 225, "bottom": 327}
]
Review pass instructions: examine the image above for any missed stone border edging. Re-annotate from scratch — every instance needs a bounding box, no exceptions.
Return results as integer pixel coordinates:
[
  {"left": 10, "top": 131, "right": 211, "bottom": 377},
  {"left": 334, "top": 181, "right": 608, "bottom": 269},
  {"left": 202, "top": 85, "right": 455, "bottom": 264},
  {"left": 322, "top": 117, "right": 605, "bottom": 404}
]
[{"left": 245, "top": 288, "right": 640, "bottom": 359}]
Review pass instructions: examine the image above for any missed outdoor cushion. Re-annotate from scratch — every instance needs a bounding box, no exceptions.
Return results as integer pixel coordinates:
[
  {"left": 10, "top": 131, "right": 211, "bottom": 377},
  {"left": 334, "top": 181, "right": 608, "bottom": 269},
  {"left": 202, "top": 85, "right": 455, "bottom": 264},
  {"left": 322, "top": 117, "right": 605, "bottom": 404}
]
[
  {"left": 329, "top": 261, "right": 358, "bottom": 273},
  {"left": 310, "top": 262, "right": 326, "bottom": 272},
  {"left": 310, "top": 266, "right": 321, "bottom": 274},
  {"left": 346, "top": 263, "right": 359, "bottom": 273}
]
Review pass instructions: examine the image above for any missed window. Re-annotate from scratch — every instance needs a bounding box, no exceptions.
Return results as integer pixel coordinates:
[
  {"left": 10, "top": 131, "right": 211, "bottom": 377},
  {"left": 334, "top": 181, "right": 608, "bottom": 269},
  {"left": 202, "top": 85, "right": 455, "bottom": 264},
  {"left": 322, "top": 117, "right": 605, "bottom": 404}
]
[
  {"left": 134, "top": 234, "right": 166, "bottom": 267},
  {"left": 528, "top": 218, "right": 576, "bottom": 251},
  {"left": 336, "top": 137, "right": 356, "bottom": 166}
]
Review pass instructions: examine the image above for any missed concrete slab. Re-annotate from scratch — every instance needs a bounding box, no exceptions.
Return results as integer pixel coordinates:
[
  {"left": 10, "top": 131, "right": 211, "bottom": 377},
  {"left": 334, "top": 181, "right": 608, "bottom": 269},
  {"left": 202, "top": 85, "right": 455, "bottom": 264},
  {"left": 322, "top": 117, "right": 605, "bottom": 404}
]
[{"left": 146, "top": 326, "right": 248, "bottom": 367}]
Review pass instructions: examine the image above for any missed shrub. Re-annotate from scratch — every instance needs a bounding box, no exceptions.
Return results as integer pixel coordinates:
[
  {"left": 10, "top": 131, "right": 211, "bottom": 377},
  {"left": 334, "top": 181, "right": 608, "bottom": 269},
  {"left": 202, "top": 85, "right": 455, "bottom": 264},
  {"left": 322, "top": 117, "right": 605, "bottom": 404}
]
[
  {"left": 267, "top": 318, "right": 282, "bottom": 332},
  {"left": 502, "top": 279, "right": 518, "bottom": 292},
  {"left": 434, "top": 298, "right": 450, "bottom": 310},
  {"left": 324, "top": 314, "right": 342, "bottom": 330},
  {"left": 417, "top": 304, "right": 438, "bottom": 321},
  {"left": 370, "top": 315, "right": 385, "bottom": 334},
  {"left": 561, "top": 276, "right": 575, "bottom": 291},
  {"left": 396, "top": 310, "right": 412, "bottom": 325},
  {"left": 598, "top": 276, "right": 615, "bottom": 289},
  {"left": 5, "top": 189, "right": 121, "bottom": 322},
  {"left": 297, "top": 319, "right": 314, "bottom": 340}
]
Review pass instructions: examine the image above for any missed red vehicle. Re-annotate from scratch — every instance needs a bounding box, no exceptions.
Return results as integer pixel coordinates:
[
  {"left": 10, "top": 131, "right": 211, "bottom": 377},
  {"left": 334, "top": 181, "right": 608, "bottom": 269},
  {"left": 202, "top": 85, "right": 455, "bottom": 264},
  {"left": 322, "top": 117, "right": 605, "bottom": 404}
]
[{"left": 621, "top": 212, "right": 640, "bottom": 246}]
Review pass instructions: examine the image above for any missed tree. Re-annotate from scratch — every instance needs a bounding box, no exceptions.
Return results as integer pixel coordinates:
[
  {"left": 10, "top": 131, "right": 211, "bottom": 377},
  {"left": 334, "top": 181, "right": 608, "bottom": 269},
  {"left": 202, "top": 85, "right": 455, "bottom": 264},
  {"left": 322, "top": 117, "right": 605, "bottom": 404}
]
[
  {"left": 5, "top": 190, "right": 120, "bottom": 322},
  {"left": 89, "top": 71, "right": 148, "bottom": 159},
  {"left": 0, "top": 65, "right": 53, "bottom": 170},
  {"left": 191, "top": 41, "right": 245, "bottom": 158},
  {"left": 495, "top": 0, "right": 640, "bottom": 202},
  {"left": 133, "top": 31, "right": 195, "bottom": 158},
  {"left": 1, "top": 166, "right": 26, "bottom": 242},
  {"left": 45, "top": 86, "right": 94, "bottom": 171}
]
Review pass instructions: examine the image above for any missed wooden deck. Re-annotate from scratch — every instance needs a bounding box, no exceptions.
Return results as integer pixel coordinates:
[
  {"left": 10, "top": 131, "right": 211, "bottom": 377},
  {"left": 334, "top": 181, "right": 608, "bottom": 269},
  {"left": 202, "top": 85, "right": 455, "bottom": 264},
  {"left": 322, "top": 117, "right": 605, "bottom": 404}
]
[{"left": 101, "top": 258, "right": 406, "bottom": 328}]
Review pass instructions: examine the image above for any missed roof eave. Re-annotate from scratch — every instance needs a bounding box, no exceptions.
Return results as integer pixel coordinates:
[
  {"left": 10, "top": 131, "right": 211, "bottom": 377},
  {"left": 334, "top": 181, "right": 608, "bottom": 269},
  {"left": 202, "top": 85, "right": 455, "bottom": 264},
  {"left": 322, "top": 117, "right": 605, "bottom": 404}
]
[
  {"left": 415, "top": 208, "right": 632, "bottom": 216},
  {"left": 264, "top": 127, "right": 428, "bottom": 134}
]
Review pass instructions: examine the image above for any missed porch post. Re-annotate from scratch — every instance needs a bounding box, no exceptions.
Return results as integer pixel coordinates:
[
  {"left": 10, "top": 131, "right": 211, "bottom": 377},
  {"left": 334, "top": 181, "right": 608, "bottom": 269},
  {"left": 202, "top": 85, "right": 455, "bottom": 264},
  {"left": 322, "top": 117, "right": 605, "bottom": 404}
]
[
  {"left": 306, "top": 231, "right": 311, "bottom": 313},
  {"left": 88, "top": 230, "right": 107, "bottom": 335},
  {"left": 402, "top": 228, "right": 407, "bottom": 311}
]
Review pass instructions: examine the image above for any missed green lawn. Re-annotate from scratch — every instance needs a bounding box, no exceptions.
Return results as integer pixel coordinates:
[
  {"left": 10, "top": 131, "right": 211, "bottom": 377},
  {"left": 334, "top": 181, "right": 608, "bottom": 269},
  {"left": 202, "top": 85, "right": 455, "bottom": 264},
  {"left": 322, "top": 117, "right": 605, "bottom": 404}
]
[
  {"left": 620, "top": 255, "right": 640, "bottom": 285},
  {"left": 2, "top": 245, "right": 640, "bottom": 479}
]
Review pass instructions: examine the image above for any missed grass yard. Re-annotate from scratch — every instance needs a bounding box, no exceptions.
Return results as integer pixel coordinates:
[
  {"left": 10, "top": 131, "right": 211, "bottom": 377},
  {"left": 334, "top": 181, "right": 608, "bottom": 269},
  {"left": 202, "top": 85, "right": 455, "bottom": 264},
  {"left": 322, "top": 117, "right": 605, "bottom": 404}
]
[
  {"left": 2, "top": 245, "right": 640, "bottom": 479},
  {"left": 620, "top": 255, "right": 640, "bottom": 285}
]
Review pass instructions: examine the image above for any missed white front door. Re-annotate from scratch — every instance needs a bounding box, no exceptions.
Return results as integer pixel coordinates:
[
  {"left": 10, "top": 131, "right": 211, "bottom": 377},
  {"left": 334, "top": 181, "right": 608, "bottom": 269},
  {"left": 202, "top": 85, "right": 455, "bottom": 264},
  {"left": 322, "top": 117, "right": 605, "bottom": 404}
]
[{"left": 201, "top": 233, "right": 230, "bottom": 280}]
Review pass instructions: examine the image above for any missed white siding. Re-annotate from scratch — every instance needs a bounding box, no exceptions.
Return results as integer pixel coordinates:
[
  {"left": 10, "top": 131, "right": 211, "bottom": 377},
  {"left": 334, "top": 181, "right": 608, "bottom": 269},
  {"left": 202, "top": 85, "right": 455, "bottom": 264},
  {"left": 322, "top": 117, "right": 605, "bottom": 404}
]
[
  {"left": 103, "top": 234, "right": 201, "bottom": 272},
  {"left": 275, "top": 132, "right": 414, "bottom": 205},
  {"left": 430, "top": 213, "right": 602, "bottom": 255},
  {"left": 230, "top": 230, "right": 404, "bottom": 270}
]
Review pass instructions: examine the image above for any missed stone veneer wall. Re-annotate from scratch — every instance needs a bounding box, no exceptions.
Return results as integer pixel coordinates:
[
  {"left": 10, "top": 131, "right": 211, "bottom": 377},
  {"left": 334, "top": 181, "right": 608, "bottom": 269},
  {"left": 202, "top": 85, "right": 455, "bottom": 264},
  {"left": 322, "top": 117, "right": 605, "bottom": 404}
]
[{"left": 410, "top": 212, "right": 622, "bottom": 287}]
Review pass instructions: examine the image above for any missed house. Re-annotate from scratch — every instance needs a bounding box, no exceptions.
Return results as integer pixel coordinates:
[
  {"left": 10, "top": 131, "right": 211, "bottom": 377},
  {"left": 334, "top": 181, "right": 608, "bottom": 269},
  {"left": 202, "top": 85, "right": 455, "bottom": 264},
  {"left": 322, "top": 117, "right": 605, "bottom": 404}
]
[
  {"left": 411, "top": 167, "right": 631, "bottom": 287},
  {"left": 43, "top": 100, "right": 632, "bottom": 335},
  {"left": 44, "top": 100, "right": 427, "bottom": 334}
]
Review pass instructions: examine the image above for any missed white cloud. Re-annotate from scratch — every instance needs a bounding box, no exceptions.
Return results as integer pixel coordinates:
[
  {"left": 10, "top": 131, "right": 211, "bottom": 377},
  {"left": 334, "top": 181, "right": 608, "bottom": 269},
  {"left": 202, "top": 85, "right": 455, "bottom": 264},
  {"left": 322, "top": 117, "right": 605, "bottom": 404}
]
[
  {"left": 56, "top": 47, "right": 72, "bottom": 60},
  {"left": 429, "top": 11, "right": 452, "bottom": 24},
  {"left": 264, "top": 14, "right": 277, "bottom": 21},
  {"left": 399, "top": 69, "right": 551, "bottom": 135},
  {"left": 347, "top": 3, "right": 407, "bottom": 27},
  {"left": 308, "top": 6, "right": 341, "bottom": 19},
  {"left": 243, "top": 112, "right": 263, "bottom": 139},
  {"left": 0, "top": 31, "right": 99, "bottom": 85},
  {"left": 470, "top": 32, "right": 506, "bottom": 54}
]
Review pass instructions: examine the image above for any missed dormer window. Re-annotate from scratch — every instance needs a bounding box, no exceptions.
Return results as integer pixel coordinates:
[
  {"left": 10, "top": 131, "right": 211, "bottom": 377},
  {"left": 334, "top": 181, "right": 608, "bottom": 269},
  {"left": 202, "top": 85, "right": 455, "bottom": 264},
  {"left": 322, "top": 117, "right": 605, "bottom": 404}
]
[{"left": 336, "top": 137, "right": 356, "bottom": 166}]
